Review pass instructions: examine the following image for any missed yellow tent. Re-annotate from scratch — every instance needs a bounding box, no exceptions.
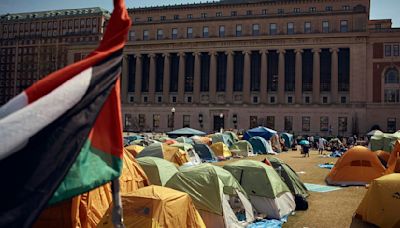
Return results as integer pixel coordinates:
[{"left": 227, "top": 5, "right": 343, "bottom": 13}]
[
  {"left": 137, "top": 143, "right": 190, "bottom": 166},
  {"left": 34, "top": 150, "right": 149, "bottom": 228},
  {"left": 98, "top": 185, "right": 206, "bottom": 228},
  {"left": 355, "top": 173, "right": 400, "bottom": 228},
  {"left": 210, "top": 142, "right": 232, "bottom": 158},
  {"left": 125, "top": 144, "right": 145, "bottom": 157}
]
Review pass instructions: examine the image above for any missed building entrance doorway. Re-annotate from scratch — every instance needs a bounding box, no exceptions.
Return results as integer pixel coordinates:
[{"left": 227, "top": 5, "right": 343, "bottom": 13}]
[{"left": 213, "top": 115, "right": 225, "bottom": 132}]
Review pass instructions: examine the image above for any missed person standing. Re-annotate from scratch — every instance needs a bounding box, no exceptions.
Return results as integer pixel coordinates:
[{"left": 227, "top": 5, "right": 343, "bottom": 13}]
[{"left": 318, "top": 137, "right": 325, "bottom": 155}]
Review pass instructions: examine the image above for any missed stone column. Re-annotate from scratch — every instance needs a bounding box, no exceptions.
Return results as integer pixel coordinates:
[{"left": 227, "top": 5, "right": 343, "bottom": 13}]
[
  {"left": 193, "top": 52, "right": 201, "bottom": 103},
  {"left": 162, "top": 53, "right": 170, "bottom": 103},
  {"left": 225, "top": 50, "right": 234, "bottom": 103},
  {"left": 178, "top": 52, "right": 185, "bottom": 103},
  {"left": 134, "top": 54, "right": 142, "bottom": 103},
  {"left": 331, "top": 48, "right": 339, "bottom": 104},
  {"left": 312, "top": 48, "right": 321, "bottom": 104},
  {"left": 148, "top": 53, "right": 156, "bottom": 103},
  {"left": 209, "top": 51, "right": 217, "bottom": 103},
  {"left": 260, "top": 50, "right": 268, "bottom": 104},
  {"left": 121, "top": 55, "right": 129, "bottom": 104},
  {"left": 278, "top": 49, "right": 285, "bottom": 104},
  {"left": 243, "top": 50, "right": 251, "bottom": 104},
  {"left": 295, "top": 49, "right": 303, "bottom": 104}
]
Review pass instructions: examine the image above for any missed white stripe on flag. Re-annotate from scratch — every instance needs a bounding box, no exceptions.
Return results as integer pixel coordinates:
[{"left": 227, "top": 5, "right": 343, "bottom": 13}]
[
  {"left": 0, "top": 67, "right": 93, "bottom": 160},
  {"left": 0, "top": 93, "right": 28, "bottom": 119}
]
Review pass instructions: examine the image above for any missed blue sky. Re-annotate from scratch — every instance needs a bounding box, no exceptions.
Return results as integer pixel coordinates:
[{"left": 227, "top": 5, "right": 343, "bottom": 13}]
[{"left": 0, "top": 0, "right": 399, "bottom": 27}]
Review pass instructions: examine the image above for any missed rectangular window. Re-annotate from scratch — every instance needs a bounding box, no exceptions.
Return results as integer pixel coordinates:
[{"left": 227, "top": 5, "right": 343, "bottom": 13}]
[
  {"left": 203, "top": 26, "right": 209, "bottom": 38},
  {"left": 302, "top": 117, "right": 310, "bottom": 131},
  {"left": 129, "top": 30, "right": 135, "bottom": 41},
  {"left": 387, "top": 118, "right": 397, "bottom": 133},
  {"left": 246, "top": 10, "right": 252, "bottom": 15},
  {"left": 183, "top": 115, "right": 190, "bottom": 127},
  {"left": 326, "top": 6, "right": 333, "bottom": 11},
  {"left": 172, "top": 28, "right": 178, "bottom": 39},
  {"left": 167, "top": 114, "right": 173, "bottom": 128},
  {"left": 262, "top": 9, "right": 267, "bottom": 15},
  {"left": 384, "top": 89, "right": 400, "bottom": 103},
  {"left": 338, "top": 117, "right": 347, "bottom": 132},
  {"left": 266, "top": 116, "right": 275, "bottom": 129},
  {"left": 174, "top": 15, "right": 179, "bottom": 20},
  {"left": 160, "top": 16, "right": 166, "bottom": 21},
  {"left": 153, "top": 114, "right": 160, "bottom": 128},
  {"left": 394, "top": 45, "right": 400, "bottom": 56},
  {"left": 124, "top": 114, "right": 132, "bottom": 130},
  {"left": 309, "top": 7, "right": 316, "bottom": 12},
  {"left": 219, "top": 25, "right": 225, "bottom": 37},
  {"left": 216, "top": 12, "right": 222, "bottom": 17},
  {"left": 320, "top": 116, "right": 329, "bottom": 131},
  {"left": 187, "top": 14, "right": 192, "bottom": 19},
  {"left": 231, "top": 11, "right": 237, "bottom": 16},
  {"left": 187, "top": 27, "right": 193, "bottom": 38},
  {"left": 252, "top": 24, "right": 260, "bottom": 36},
  {"left": 201, "top": 13, "right": 207, "bottom": 18},
  {"left": 304, "top": 22, "right": 311, "bottom": 33},
  {"left": 294, "top": 8, "right": 300, "bottom": 13},
  {"left": 340, "top": 20, "right": 348, "bottom": 32},
  {"left": 138, "top": 114, "right": 146, "bottom": 129},
  {"left": 322, "top": 21, "right": 329, "bottom": 33},
  {"left": 342, "top": 5, "right": 351, "bottom": 11},
  {"left": 250, "top": 116, "right": 258, "bottom": 128},
  {"left": 143, "top": 30, "right": 149, "bottom": 40},
  {"left": 269, "top": 23, "right": 277, "bottom": 35},
  {"left": 385, "top": 45, "right": 392, "bottom": 57},
  {"left": 147, "top": 17, "right": 152, "bottom": 22},
  {"left": 157, "top": 29, "right": 163, "bottom": 40},
  {"left": 278, "top": 9, "right": 284, "bottom": 14},
  {"left": 236, "top": 24, "right": 242, "bottom": 36},
  {"left": 284, "top": 116, "right": 293, "bottom": 131},
  {"left": 287, "top": 22, "right": 294, "bottom": 34}
]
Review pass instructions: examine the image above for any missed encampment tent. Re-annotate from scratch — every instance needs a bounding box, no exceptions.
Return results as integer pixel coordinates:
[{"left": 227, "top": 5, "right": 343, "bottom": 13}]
[
  {"left": 34, "top": 150, "right": 149, "bottom": 227},
  {"left": 355, "top": 173, "right": 400, "bottom": 228},
  {"left": 193, "top": 144, "right": 218, "bottom": 161},
  {"left": 124, "top": 144, "right": 144, "bottom": 157},
  {"left": 191, "top": 136, "right": 212, "bottom": 145},
  {"left": 211, "top": 133, "right": 234, "bottom": 148},
  {"left": 137, "top": 156, "right": 178, "bottom": 186},
  {"left": 167, "top": 127, "right": 206, "bottom": 137},
  {"left": 231, "top": 140, "right": 254, "bottom": 157},
  {"left": 98, "top": 185, "right": 206, "bottom": 228},
  {"left": 280, "top": 133, "right": 294, "bottom": 148},
  {"left": 248, "top": 136, "right": 275, "bottom": 154},
  {"left": 243, "top": 126, "right": 277, "bottom": 141},
  {"left": 268, "top": 157, "right": 309, "bottom": 198},
  {"left": 223, "top": 131, "right": 239, "bottom": 143},
  {"left": 165, "top": 164, "right": 255, "bottom": 228},
  {"left": 136, "top": 142, "right": 190, "bottom": 166},
  {"left": 223, "top": 160, "right": 295, "bottom": 219},
  {"left": 176, "top": 136, "right": 195, "bottom": 145},
  {"left": 326, "top": 146, "right": 385, "bottom": 186},
  {"left": 210, "top": 142, "right": 232, "bottom": 158},
  {"left": 170, "top": 143, "right": 202, "bottom": 165}
]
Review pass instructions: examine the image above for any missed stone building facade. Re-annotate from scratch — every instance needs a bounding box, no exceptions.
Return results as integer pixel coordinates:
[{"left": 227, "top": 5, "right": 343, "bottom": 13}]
[{"left": 0, "top": 8, "right": 109, "bottom": 104}]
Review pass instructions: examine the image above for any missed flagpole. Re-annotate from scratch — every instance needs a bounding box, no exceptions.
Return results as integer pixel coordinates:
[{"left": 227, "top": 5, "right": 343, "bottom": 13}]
[{"left": 111, "top": 178, "right": 125, "bottom": 228}]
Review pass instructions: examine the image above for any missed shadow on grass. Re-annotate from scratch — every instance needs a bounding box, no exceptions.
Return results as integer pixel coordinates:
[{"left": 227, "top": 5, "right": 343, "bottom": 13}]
[{"left": 350, "top": 217, "right": 378, "bottom": 228}]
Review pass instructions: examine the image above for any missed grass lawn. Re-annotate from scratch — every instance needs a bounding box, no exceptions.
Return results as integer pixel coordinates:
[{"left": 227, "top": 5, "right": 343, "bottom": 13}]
[{"left": 215, "top": 149, "right": 377, "bottom": 228}]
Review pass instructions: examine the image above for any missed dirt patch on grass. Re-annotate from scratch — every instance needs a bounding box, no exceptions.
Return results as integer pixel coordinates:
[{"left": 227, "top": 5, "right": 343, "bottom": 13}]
[{"left": 215, "top": 149, "right": 375, "bottom": 228}]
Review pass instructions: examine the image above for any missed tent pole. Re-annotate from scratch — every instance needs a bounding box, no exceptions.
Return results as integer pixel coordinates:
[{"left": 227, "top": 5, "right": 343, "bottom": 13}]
[{"left": 111, "top": 178, "right": 125, "bottom": 228}]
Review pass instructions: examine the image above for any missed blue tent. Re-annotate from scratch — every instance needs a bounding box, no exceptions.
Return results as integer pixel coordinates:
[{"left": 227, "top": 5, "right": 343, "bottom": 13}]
[
  {"left": 280, "top": 133, "right": 294, "bottom": 148},
  {"left": 193, "top": 144, "right": 217, "bottom": 161},
  {"left": 243, "top": 126, "right": 277, "bottom": 141},
  {"left": 166, "top": 127, "right": 206, "bottom": 138},
  {"left": 248, "top": 136, "right": 270, "bottom": 154}
]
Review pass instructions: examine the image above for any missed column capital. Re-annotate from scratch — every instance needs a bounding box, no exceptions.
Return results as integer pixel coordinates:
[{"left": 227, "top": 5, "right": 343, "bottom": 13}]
[
  {"left": 295, "top": 48, "right": 303, "bottom": 54},
  {"left": 277, "top": 49, "right": 286, "bottom": 54},
  {"left": 330, "top": 47, "right": 339, "bottom": 53},
  {"left": 259, "top": 49, "right": 268, "bottom": 54},
  {"left": 208, "top": 51, "right": 217, "bottom": 56},
  {"left": 242, "top": 50, "right": 251, "bottom": 55},
  {"left": 162, "top": 53, "right": 170, "bottom": 58},
  {"left": 177, "top": 52, "right": 186, "bottom": 57},
  {"left": 225, "top": 50, "right": 234, "bottom": 55},
  {"left": 148, "top": 53, "right": 156, "bottom": 58},
  {"left": 312, "top": 48, "right": 321, "bottom": 53},
  {"left": 192, "top": 51, "right": 202, "bottom": 56},
  {"left": 134, "top": 53, "right": 142, "bottom": 58}
]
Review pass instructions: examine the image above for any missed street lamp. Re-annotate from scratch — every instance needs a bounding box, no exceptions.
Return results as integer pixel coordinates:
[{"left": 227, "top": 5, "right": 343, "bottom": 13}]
[
  {"left": 171, "top": 107, "right": 176, "bottom": 131},
  {"left": 219, "top": 113, "right": 224, "bottom": 133}
]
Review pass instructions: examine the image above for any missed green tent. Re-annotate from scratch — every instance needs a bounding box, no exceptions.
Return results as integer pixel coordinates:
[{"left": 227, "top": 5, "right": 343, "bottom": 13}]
[
  {"left": 223, "top": 131, "right": 239, "bottom": 143},
  {"left": 166, "top": 163, "right": 248, "bottom": 215},
  {"left": 137, "top": 157, "right": 178, "bottom": 186},
  {"left": 223, "top": 160, "right": 295, "bottom": 219},
  {"left": 223, "top": 160, "right": 290, "bottom": 198},
  {"left": 170, "top": 142, "right": 193, "bottom": 152},
  {"left": 211, "top": 133, "right": 234, "bottom": 148},
  {"left": 230, "top": 140, "right": 253, "bottom": 157},
  {"left": 268, "top": 157, "right": 309, "bottom": 197}
]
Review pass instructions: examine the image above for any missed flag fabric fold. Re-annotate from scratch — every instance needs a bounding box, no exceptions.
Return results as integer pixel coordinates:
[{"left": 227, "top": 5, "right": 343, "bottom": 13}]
[{"left": 0, "top": 0, "right": 131, "bottom": 227}]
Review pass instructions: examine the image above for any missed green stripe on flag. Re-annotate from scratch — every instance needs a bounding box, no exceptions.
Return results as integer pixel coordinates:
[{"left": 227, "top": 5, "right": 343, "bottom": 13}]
[{"left": 49, "top": 139, "right": 122, "bottom": 204}]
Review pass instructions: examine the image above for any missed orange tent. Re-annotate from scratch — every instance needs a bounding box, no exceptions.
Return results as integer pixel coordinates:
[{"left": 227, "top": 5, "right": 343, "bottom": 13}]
[
  {"left": 385, "top": 140, "right": 400, "bottom": 174},
  {"left": 124, "top": 145, "right": 144, "bottom": 157},
  {"left": 34, "top": 150, "right": 149, "bottom": 228},
  {"left": 326, "top": 146, "right": 385, "bottom": 186}
]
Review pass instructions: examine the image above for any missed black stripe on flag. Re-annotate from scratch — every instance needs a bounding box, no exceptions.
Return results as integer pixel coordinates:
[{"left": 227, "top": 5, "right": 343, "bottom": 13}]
[{"left": 0, "top": 49, "right": 123, "bottom": 228}]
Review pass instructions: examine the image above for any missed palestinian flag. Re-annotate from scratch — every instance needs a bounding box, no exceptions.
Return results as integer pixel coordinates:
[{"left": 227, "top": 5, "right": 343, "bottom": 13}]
[{"left": 0, "top": 0, "right": 131, "bottom": 227}]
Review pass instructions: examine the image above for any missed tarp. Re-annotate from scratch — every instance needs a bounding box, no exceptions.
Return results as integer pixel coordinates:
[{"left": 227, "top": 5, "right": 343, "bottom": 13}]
[
  {"left": 248, "top": 136, "right": 272, "bottom": 154},
  {"left": 136, "top": 142, "right": 190, "bottom": 166},
  {"left": 137, "top": 156, "right": 178, "bottom": 186},
  {"left": 210, "top": 142, "right": 232, "bottom": 158},
  {"left": 231, "top": 140, "right": 254, "bottom": 157},
  {"left": 193, "top": 144, "right": 217, "bottom": 161},
  {"left": 243, "top": 126, "right": 277, "bottom": 141},
  {"left": 98, "top": 185, "right": 206, "bottom": 228},
  {"left": 167, "top": 127, "right": 206, "bottom": 137},
  {"left": 326, "top": 146, "right": 386, "bottom": 186},
  {"left": 280, "top": 133, "right": 293, "bottom": 148},
  {"left": 268, "top": 157, "right": 309, "bottom": 197},
  {"left": 355, "top": 174, "right": 400, "bottom": 228},
  {"left": 34, "top": 150, "right": 149, "bottom": 227}
]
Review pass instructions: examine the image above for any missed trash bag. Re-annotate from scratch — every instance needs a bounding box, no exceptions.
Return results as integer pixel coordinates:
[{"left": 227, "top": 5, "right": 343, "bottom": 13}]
[{"left": 294, "top": 194, "right": 308, "bottom": 210}]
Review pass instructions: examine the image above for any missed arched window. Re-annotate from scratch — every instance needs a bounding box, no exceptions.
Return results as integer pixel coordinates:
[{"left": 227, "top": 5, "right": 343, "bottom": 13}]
[{"left": 384, "top": 67, "right": 400, "bottom": 103}]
